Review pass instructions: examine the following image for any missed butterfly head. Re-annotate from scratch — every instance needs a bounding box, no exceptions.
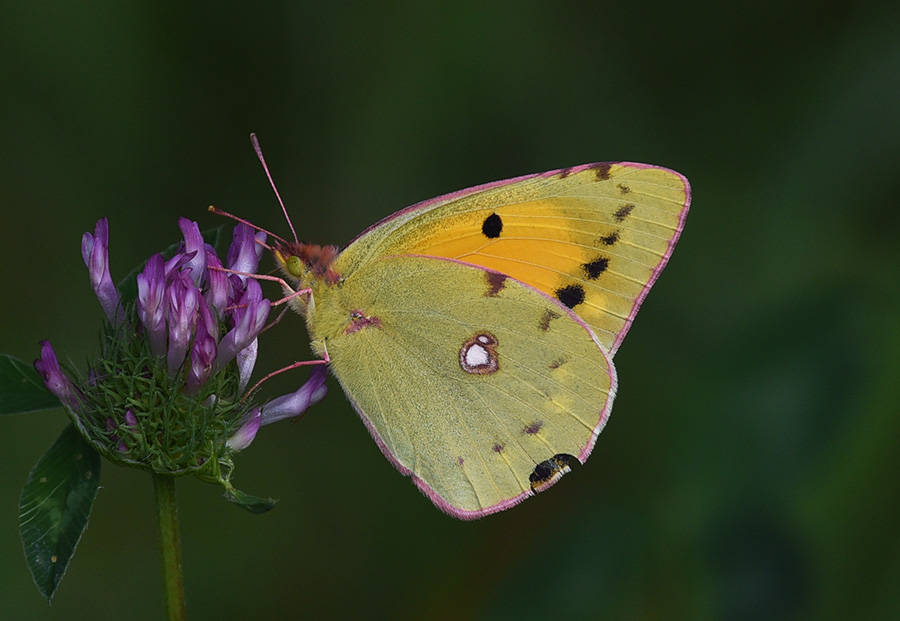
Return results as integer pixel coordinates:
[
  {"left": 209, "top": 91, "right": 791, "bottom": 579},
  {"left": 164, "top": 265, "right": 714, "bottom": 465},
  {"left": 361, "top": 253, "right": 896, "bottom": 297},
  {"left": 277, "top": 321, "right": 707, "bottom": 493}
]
[{"left": 273, "top": 240, "right": 342, "bottom": 287}]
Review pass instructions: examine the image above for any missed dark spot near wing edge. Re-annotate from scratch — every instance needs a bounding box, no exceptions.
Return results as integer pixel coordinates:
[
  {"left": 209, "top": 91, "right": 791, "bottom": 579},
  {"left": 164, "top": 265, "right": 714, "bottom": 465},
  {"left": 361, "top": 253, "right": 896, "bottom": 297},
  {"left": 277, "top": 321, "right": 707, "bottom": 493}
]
[
  {"left": 594, "top": 163, "right": 613, "bottom": 180},
  {"left": 529, "top": 453, "right": 576, "bottom": 491},
  {"left": 583, "top": 256, "right": 609, "bottom": 280},
  {"left": 555, "top": 284, "right": 585, "bottom": 309},
  {"left": 599, "top": 231, "right": 619, "bottom": 246}
]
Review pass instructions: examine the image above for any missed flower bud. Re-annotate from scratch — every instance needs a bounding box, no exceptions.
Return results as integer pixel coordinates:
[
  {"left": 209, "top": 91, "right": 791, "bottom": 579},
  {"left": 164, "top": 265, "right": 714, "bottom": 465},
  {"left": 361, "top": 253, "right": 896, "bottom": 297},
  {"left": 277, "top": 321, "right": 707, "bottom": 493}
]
[
  {"left": 261, "top": 365, "right": 329, "bottom": 425},
  {"left": 81, "top": 218, "right": 123, "bottom": 326}
]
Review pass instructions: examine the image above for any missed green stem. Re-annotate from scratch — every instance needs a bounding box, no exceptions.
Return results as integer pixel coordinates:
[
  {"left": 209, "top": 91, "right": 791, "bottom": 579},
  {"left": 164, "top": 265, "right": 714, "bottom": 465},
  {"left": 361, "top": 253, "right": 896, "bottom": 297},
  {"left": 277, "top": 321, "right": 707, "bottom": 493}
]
[{"left": 153, "top": 472, "right": 186, "bottom": 621}]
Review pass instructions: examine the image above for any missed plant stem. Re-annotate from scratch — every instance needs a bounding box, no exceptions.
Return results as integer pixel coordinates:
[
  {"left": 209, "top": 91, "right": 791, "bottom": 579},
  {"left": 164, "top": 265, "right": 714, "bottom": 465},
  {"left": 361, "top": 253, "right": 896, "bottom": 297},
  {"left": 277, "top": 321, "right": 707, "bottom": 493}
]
[{"left": 153, "top": 472, "right": 186, "bottom": 621}]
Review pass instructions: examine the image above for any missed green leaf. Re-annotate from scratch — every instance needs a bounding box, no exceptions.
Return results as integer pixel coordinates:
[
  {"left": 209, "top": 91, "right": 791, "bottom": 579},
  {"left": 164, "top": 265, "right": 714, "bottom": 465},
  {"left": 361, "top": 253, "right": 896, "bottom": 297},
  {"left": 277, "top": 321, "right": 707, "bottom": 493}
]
[
  {"left": 0, "top": 354, "right": 61, "bottom": 415},
  {"left": 116, "top": 225, "right": 226, "bottom": 304},
  {"left": 223, "top": 487, "right": 278, "bottom": 514},
  {"left": 19, "top": 424, "right": 101, "bottom": 602}
]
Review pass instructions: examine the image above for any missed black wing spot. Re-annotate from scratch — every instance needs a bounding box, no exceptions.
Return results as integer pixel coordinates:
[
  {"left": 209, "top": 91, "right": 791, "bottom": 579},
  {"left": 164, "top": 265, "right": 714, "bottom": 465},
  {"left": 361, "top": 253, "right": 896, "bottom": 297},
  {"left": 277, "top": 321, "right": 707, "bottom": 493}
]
[
  {"left": 555, "top": 284, "right": 585, "bottom": 309},
  {"left": 617, "top": 183, "right": 631, "bottom": 195},
  {"left": 530, "top": 453, "right": 575, "bottom": 491},
  {"left": 583, "top": 256, "right": 609, "bottom": 280},
  {"left": 492, "top": 442, "right": 505, "bottom": 453},
  {"left": 598, "top": 231, "right": 619, "bottom": 246},
  {"left": 482, "top": 213, "right": 503, "bottom": 239},
  {"left": 614, "top": 204, "right": 635, "bottom": 222}
]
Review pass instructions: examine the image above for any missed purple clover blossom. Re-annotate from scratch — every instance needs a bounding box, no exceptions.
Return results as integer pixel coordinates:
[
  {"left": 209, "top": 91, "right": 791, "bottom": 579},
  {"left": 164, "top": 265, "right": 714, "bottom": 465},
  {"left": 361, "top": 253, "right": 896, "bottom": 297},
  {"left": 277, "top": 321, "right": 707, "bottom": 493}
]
[
  {"left": 225, "top": 225, "right": 266, "bottom": 282},
  {"left": 235, "top": 339, "right": 257, "bottom": 393},
  {"left": 226, "top": 408, "right": 261, "bottom": 451},
  {"left": 177, "top": 217, "right": 206, "bottom": 285},
  {"left": 260, "top": 365, "right": 329, "bottom": 426},
  {"left": 163, "top": 251, "right": 192, "bottom": 278},
  {"left": 203, "top": 249, "right": 230, "bottom": 316},
  {"left": 135, "top": 220, "right": 271, "bottom": 387},
  {"left": 215, "top": 278, "right": 269, "bottom": 369},
  {"left": 166, "top": 271, "right": 201, "bottom": 376},
  {"left": 34, "top": 341, "right": 84, "bottom": 411},
  {"left": 81, "top": 218, "right": 124, "bottom": 327},
  {"left": 186, "top": 301, "right": 218, "bottom": 394},
  {"left": 137, "top": 254, "right": 167, "bottom": 356},
  {"left": 125, "top": 409, "right": 138, "bottom": 427},
  {"left": 226, "top": 366, "right": 328, "bottom": 451}
]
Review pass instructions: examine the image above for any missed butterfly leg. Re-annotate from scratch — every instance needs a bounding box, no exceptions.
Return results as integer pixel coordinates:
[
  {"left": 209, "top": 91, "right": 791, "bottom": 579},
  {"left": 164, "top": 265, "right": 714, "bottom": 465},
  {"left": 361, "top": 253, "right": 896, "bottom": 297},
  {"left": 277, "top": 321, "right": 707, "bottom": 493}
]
[
  {"left": 210, "top": 265, "right": 304, "bottom": 297},
  {"left": 210, "top": 265, "right": 312, "bottom": 310},
  {"left": 241, "top": 342, "right": 330, "bottom": 401}
]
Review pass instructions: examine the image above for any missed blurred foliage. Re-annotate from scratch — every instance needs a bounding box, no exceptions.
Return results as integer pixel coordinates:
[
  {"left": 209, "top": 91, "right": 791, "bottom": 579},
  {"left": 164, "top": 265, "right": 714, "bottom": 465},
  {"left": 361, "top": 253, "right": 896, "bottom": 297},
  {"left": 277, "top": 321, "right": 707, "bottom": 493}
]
[{"left": 2, "top": 1, "right": 899, "bottom": 619}]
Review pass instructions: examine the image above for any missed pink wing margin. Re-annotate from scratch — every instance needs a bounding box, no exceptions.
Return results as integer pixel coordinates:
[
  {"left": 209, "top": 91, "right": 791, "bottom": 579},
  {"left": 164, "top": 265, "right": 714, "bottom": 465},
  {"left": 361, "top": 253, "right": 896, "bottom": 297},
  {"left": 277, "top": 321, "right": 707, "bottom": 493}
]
[{"left": 342, "top": 257, "right": 619, "bottom": 520}]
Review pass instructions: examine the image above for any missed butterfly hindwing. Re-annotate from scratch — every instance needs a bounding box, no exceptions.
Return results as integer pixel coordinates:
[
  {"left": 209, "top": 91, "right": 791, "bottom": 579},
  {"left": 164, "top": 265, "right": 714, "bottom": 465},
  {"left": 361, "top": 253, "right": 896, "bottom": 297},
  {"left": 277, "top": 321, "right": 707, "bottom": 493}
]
[{"left": 314, "top": 255, "right": 616, "bottom": 519}]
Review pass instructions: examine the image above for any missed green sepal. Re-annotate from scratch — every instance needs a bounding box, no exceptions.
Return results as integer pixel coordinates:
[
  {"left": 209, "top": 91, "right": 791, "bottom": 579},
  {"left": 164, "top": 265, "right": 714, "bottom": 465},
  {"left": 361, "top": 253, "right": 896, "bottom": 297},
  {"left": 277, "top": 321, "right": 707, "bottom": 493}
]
[
  {"left": 19, "top": 423, "right": 101, "bottom": 602},
  {"left": 0, "top": 354, "right": 61, "bottom": 415},
  {"left": 223, "top": 486, "right": 278, "bottom": 514}
]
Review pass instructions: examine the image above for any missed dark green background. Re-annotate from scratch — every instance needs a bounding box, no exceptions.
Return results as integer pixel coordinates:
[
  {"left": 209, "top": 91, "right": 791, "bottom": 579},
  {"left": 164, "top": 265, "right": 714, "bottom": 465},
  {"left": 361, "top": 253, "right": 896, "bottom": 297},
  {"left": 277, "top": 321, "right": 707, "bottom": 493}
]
[{"left": 2, "top": 3, "right": 899, "bottom": 619}]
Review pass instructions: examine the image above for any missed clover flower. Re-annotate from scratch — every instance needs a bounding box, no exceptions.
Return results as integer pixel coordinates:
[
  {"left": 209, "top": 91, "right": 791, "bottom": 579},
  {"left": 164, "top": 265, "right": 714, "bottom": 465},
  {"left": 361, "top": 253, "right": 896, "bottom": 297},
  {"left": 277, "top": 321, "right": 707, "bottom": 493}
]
[{"left": 34, "top": 218, "right": 327, "bottom": 499}]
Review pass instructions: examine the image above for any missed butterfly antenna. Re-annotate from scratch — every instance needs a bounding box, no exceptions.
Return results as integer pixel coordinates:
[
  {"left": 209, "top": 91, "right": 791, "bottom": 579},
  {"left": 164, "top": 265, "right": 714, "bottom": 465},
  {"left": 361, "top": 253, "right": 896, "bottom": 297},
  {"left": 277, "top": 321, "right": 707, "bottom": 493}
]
[
  {"left": 206, "top": 205, "right": 287, "bottom": 249},
  {"left": 251, "top": 133, "right": 299, "bottom": 244}
]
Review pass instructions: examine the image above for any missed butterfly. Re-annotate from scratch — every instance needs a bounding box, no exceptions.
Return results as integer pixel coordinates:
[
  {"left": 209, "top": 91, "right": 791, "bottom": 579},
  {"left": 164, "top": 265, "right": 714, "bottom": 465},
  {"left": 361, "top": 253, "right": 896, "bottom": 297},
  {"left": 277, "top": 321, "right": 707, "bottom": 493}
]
[{"left": 265, "top": 157, "right": 690, "bottom": 519}]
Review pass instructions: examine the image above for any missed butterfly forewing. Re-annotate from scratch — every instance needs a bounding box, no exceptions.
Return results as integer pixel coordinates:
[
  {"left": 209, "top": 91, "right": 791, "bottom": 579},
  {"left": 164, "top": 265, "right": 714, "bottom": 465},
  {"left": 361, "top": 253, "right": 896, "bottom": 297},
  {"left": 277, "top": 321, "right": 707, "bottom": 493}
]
[{"left": 333, "top": 163, "right": 690, "bottom": 355}]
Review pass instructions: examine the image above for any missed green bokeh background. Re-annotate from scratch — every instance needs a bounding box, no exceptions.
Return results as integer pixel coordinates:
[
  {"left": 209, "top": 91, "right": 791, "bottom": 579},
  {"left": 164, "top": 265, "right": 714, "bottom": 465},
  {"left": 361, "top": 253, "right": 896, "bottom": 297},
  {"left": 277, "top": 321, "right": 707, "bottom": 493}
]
[{"left": 2, "top": 3, "right": 899, "bottom": 619}]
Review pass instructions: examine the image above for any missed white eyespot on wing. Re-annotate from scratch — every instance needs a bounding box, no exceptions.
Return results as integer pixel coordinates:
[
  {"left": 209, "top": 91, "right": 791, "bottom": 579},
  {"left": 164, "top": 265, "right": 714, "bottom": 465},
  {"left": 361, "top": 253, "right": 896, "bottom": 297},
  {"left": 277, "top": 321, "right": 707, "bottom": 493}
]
[{"left": 459, "top": 332, "right": 499, "bottom": 375}]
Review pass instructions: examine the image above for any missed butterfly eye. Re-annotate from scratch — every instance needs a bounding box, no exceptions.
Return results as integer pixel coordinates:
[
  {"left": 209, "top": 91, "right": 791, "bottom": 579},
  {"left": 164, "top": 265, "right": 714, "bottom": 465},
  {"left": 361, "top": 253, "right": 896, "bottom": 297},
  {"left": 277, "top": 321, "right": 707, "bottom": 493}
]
[{"left": 285, "top": 255, "right": 304, "bottom": 277}]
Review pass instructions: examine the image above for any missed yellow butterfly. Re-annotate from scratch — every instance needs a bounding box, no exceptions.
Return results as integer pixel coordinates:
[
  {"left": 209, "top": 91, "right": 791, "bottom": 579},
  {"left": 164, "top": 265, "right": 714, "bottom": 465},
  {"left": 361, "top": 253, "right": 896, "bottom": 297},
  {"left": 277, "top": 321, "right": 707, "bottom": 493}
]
[{"left": 268, "top": 160, "right": 689, "bottom": 519}]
